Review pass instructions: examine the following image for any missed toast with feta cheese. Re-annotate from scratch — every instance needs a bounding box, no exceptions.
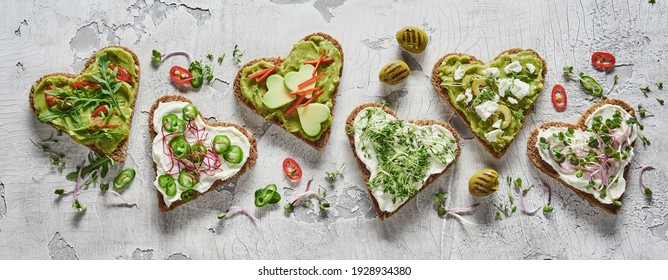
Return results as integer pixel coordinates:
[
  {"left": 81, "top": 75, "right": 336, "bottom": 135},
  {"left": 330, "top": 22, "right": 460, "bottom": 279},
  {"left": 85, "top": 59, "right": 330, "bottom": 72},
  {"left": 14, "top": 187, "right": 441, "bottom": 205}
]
[{"left": 431, "top": 48, "right": 547, "bottom": 159}]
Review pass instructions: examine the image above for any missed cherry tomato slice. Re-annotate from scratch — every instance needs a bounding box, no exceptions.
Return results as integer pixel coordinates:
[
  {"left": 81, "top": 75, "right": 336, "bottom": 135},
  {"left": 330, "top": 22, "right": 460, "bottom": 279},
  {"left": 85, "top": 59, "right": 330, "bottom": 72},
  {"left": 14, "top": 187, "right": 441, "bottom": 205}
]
[
  {"left": 109, "top": 64, "right": 132, "bottom": 83},
  {"left": 72, "top": 81, "right": 100, "bottom": 89},
  {"left": 45, "top": 93, "right": 59, "bottom": 107},
  {"left": 170, "top": 66, "right": 193, "bottom": 85},
  {"left": 282, "top": 158, "right": 302, "bottom": 180},
  {"left": 551, "top": 84, "right": 567, "bottom": 112},
  {"left": 91, "top": 104, "right": 108, "bottom": 118},
  {"left": 591, "top": 52, "right": 615, "bottom": 69}
]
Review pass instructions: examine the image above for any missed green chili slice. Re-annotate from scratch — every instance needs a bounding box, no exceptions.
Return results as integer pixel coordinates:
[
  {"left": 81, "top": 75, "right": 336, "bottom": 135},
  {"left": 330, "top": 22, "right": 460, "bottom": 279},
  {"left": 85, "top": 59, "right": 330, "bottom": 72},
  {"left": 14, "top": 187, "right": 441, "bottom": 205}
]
[
  {"left": 181, "top": 189, "right": 197, "bottom": 203},
  {"left": 169, "top": 136, "right": 190, "bottom": 158},
  {"left": 254, "top": 184, "right": 281, "bottom": 207},
  {"left": 178, "top": 169, "right": 198, "bottom": 189},
  {"left": 113, "top": 168, "right": 136, "bottom": 190},
  {"left": 182, "top": 104, "right": 199, "bottom": 121},
  {"left": 223, "top": 145, "right": 244, "bottom": 164},
  {"left": 212, "top": 135, "right": 231, "bottom": 155}
]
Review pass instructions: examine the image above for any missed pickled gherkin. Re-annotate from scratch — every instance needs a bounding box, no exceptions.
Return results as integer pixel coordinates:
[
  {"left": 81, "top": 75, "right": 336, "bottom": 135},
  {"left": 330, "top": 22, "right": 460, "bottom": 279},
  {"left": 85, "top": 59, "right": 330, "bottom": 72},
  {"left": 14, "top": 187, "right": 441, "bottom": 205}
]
[
  {"left": 396, "top": 26, "right": 428, "bottom": 53},
  {"left": 379, "top": 61, "right": 410, "bottom": 85}
]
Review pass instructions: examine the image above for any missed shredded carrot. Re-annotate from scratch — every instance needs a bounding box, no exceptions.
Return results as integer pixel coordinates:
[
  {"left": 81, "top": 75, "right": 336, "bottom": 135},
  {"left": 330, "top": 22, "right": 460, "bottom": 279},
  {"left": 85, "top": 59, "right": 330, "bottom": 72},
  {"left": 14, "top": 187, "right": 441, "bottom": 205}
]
[
  {"left": 303, "top": 57, "right": 334, "bottom": 65},
  {"left": 298, "top": 73, "right": 325, "bottom": 89},
  {"left": 284, "top": 94, "right": 306, "bottom": 117},
  {"left": 248, "top": 68, "right": 269, "bottom": 79},
  {"left": 312, "top": 49, "right": 326, "bottom": 76},
  {"left": 257, "top": 65, "right": 278, "bottom": 82},
  {"left": 289, "top": 87, "right": 320, "bottom": 95},
  {"left": 302, "top": 89, "right": 324, "bottom": 107}
]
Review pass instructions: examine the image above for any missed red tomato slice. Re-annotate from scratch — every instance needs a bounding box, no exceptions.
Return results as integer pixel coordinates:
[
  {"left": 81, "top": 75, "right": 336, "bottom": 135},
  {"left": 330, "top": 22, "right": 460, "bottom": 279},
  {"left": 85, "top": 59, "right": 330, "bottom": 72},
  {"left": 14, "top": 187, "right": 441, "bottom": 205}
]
[
  {"left": 91, "top": 104, "right": 108, "bottom": 118},
  {"left": 73, "top": 81, "right": 100, "bottom": 89},
  {"left": 45, "top": 94, "right": 59, "bottom": 107},
  {"left": 169, "top": 66, "right": 193, "bottom": 85},
  {"left": 591, "top": 52, "right": 615, "bottom": 69},
  {"left": 282, "top": 158, "right": 302, "bottom": 180},
  {"left": 109, "top": 64, "right": 132, "bottom": 83},
  {"left": 551, "top": 84, "right": 567, "bottom": 112}
]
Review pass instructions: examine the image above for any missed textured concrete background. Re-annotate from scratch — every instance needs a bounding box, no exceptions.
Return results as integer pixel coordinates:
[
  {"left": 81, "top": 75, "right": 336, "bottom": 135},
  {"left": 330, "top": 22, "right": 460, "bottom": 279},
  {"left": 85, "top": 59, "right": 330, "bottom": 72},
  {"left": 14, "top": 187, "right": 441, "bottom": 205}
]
[{"left": 0, "top": 0, "right": 667, "bottom": 259}]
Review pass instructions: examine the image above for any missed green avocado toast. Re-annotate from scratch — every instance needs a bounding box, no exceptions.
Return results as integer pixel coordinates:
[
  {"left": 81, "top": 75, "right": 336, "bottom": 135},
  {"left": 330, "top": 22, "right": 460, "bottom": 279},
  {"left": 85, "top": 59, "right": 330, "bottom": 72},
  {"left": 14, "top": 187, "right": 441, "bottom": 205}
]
[
  {"left": 29, "top": 46, "right": 140, "bottom": 162},
  {"left": 431, "top": 49, "right": 546, "bottom": 159},
  {"left": 233, "top": 33, "right": 344, "bottom": 150}
]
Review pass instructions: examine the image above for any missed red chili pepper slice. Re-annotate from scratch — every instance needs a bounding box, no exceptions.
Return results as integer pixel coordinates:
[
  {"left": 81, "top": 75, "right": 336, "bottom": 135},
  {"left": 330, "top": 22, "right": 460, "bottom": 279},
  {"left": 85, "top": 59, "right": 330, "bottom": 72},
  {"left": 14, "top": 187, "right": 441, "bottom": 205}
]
[
  {"left": 303, "top": 57, "right": 334, "bottom": 65},
  {"left": 91, "top": 104, "right": 108, "bottom": 118},
  {"left": 169, "top": 66, "right": 193, "bottom": 85},
  {"left": 551, "top": 84, "right": 567, "bottom": 112},
  {"left": 109, "top": 64, "right": 132, "bottom": 83},
  {"left": 591, "top": 52, "right": 615, "bottom": 69},
  {"left": 282, "top": 158, "right": 302, "bottom": 180}
]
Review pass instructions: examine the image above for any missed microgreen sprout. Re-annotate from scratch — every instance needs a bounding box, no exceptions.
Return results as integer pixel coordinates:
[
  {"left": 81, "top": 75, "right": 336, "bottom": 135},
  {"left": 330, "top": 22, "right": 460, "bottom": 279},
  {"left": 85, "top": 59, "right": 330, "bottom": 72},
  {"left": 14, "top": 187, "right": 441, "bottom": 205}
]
[
  {"left": 657, "top": 98, "right": 664, "bottom": 105},
  {"left": 542, "top": 181, "right": 554, "bottom": 213},
  {"left": 217, "top": 54, "right": 225, "bottom": 64},
  {"left": 508, "top": 176, "right": 540, "bottom": 215},
  {"left": 30, "top": 133, "right": 65, "bottom": 173},
  {"left": 206, "top": 53, "right": 214, "bottom": 61},
  {"left": 54, "top": 188, "right": 65, "bottom": 195},
  {"left": 217, "top": 206, "right": 259, "bottom": 223},
  {"left": 204, "top": 64, "right": 213, "bottom": 84},
  {"left": 657, "top": 82, "right": 664, "bottom": 89},
  {"left": 151, "top": 49, "right": 193, "bottom": 64},
  {"left": 638, "top": 104, "right": 653, "bottom": 118},
  {"left": 284, "top": 179, "right": 330, "bottom": 214},
  {"left": 325, "top": 163, "right": 347, "bottom": 182},
  {"left": 640, "top": 86, "right": 651, "bottom": 97},
  {"left": 640, "top": 165, "right": 655, "bottom": 198},
  {"left": 639, "top": 134, "right": 651, "bottom": 147},
  {"left": 232, "top": 45, "right": 244, "bottom": 64},
  {"left": 433, "top": 191, "right": 479, "bottom": 226}
]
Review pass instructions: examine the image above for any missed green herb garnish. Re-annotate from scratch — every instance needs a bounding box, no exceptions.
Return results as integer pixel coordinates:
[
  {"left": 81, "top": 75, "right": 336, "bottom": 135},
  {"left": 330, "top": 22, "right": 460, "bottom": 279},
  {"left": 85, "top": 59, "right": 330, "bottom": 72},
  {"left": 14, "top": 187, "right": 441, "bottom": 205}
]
[
  {"left": 217, "top": 54, "right": 225, "bottom": 64},
  {"left": 152, "top": 50, "right": 162, "bottom": 63},
  {"left": 206, "top": 53, "right": 214, "bottom": 61},
  {"left": 638, "top": 104, "right": 653, "bottom": 118},
  {"left": 232, "top": 45, "right": 244, "bottom": 64},
  {"left": 325, "top": 163, "right": 347, "bottom": 182},
  {"left": 640, "top": 86, "right": 651, "bottom": 97},
  {"left": 657, "top": 98, "right": 664, "bottom": 105}
]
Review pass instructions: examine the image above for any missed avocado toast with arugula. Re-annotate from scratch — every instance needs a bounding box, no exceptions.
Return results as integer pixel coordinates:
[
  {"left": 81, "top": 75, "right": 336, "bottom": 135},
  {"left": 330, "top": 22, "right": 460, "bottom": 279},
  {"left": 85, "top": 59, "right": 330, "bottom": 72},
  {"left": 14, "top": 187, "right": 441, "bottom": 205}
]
[
  {"left": 29, "top": 46, "right": 140, "bottom": 162},
  {"left": 431, "top": 49, "right": 546, "bottom": 159},
  {"left": 233, "top": 33, "right": 344, "bottom": 150}
]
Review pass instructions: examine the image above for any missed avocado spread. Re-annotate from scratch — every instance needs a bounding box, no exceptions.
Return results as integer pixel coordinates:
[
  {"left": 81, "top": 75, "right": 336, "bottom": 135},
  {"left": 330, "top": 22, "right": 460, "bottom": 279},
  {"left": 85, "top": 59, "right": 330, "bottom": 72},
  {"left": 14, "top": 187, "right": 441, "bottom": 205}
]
[
  {"left": 33, "top": 47, "right": 138, "bottom": 155},
  {"left": 438, "top": 51, "right": 544, "bottom": 152},
  {"left": 239, "top": 36, "right": 342, "bottom": 141}
]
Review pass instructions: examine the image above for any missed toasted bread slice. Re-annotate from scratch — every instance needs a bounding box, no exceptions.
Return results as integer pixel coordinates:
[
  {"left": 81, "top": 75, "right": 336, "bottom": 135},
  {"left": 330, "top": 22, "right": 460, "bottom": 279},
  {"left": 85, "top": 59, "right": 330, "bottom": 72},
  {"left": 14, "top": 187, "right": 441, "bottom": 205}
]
[
  {"left": 29, "top": 46, "right": 141, "bottom": 162},
  {"left": 527, "top": 99, "right": 636, "bottom": 214},
  {"left": 148, "top": 95, "right": 258, "bottom": 212},
  {"left": 345, "top": 103, "right": 462, "bottom": 220},
  {"left": 431, "top": 48, "right": 547, "bottom": 159},
  {"left": 233, "top": 32, "right": 344, "bottom": 150}
]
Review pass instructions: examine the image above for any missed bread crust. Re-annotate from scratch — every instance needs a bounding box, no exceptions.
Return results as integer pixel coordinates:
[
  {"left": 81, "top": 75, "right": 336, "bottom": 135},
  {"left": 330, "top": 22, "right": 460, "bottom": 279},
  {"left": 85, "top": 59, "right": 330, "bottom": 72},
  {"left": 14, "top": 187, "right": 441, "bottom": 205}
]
[
  {"left": 345, "top": 103, "right": 462, "bottom": 220},
  {"left": 430, "top": 48, "right": 547, "bottom": 159},
  {"left": 28, "top": 45, "right": 141, "bottom": 162},
  {"left": 148, "top": 95, "right": 258, "bottom": 212},
  {"left": 526, "top": 99, "right": 636, "bottom": 214},
  {"left": 232, "top": 32, "right": 344, "bottom": 150}
]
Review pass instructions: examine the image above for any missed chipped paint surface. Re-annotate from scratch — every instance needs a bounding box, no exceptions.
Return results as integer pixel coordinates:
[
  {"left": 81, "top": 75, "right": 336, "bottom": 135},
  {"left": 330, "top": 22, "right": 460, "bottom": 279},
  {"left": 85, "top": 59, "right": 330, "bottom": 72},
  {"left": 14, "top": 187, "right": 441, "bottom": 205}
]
[{"left": 1, "top": 0, "right": 668, "bottom": 259}]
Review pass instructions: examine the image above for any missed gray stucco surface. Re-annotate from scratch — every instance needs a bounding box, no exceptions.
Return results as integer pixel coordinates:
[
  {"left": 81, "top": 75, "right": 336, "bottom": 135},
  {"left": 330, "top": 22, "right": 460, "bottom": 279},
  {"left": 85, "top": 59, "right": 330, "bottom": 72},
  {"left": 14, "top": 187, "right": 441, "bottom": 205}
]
[{"left": 0, "top": 0, "right": 666, "bottom": 259}]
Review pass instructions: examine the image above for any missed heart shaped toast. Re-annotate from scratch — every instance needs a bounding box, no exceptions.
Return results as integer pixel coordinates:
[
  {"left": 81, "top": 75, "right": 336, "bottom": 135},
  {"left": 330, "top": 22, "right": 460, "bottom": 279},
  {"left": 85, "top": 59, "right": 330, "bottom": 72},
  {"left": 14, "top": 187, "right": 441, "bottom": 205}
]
[
  {"left": 148, "top": 95, "right": 258, "bottom": 212},
  {"left": 431, "top": 49, "right": 546, "bottom": 159},
  {"left": 346, "top": 103, "right": 461, "bottom": 220},
  {"left": 233, "top": 33, "right": 344, "bottom": 150},
  {"left": 528, "top": 99, "right": 638, "bottom": 214},
  {"left": 29, "top": 46, "right": 140, "bottom": 162}
]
